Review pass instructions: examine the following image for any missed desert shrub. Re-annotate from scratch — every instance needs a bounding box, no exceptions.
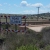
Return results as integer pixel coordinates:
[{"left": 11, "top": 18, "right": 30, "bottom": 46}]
[
  {"left": 41, "top": 27, "right": 50, "bottom": 33},
  {"left": 16, "top": 34, "right": 37, "bottom": 47},
  {"left": 41, "top": 27, "right": 50, "bottom": 44},
  {"left": 26, "top": 29, "right": 36, "bottom": 34},
  {"left": 36, "top": 33, "right": 43, "bottom": 40},
  {"left": 26, "top": 29, "right": 37, "bottom": 37},
  {"left": 16, "top": 45, "right": 40, "bottom": 50},
  {"left": 2, "top": 24, "right": 11, "bottom": 29},
  {"left": 38, "top": 40, "right": 46, "bottom": 48},
  {"left": 49, "top": 19, "right": 50, "bottom": 21},
  {"left": 1, "top": 27, "right": 50, "bottom": 50},
  {"left": 43, "top": 45, "right": 50, "bottom": 50}
]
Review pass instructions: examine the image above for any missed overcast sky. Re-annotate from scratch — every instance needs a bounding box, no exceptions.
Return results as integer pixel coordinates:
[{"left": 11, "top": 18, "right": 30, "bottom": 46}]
[{"left": 0, "top": 0, "right": 50, "bottom": 14}]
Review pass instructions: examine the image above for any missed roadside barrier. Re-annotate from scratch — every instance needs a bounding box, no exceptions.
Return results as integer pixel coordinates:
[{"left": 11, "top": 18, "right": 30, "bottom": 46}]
[{"left": 0, "top": 15, "right": 27, "bottom": 33}]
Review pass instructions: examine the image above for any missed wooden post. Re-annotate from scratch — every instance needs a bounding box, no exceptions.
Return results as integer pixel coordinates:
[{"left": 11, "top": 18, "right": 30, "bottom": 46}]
[
  {"left": 25, "top": 16, "right": 26, "bottom": 33},
  {"left": 15, "top": 24, "right": 17, "bottom": 33},
  {"left": 6, "top": 16, "right": 8, "bottom": 34}
]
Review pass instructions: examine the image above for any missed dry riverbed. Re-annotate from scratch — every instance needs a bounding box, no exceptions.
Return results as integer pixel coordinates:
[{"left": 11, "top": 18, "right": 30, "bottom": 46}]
[{"left": 27, "top": 24, "right": 50, "bottom": 32}]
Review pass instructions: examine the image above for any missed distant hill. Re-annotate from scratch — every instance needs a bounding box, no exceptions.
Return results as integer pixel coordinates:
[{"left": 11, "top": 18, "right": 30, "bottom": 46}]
[{"left": 0, "top": 12, "right": 50, "bottom": 19}]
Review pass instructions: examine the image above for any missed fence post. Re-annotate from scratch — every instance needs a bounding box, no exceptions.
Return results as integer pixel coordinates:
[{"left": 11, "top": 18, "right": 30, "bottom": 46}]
[
  {"left": 15, "top": 24, "right": 17, "bottom": 33},
  {"left": 25, "top": 16, "right": 26, "bottom": 33},
  {"left": 5, "top": 16, "right": 8, "bottom": 34}
]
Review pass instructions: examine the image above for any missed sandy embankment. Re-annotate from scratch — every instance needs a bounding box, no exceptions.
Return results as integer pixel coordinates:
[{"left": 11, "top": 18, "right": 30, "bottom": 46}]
[{"left": 27, "top": 24, "right": 50, "bottom": 32}]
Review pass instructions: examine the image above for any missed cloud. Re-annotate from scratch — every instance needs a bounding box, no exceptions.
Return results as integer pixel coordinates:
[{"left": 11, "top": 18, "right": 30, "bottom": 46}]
[
  {"left": 46, "top": 4, "right": 50, "bottom": 8},
  {"left": 14, "top": 4, "right": 17, "bottom": 7},
  {"left": 8, "top": 4, "right": 11, "bottom": 6},
  {"left": 22, "top": 8, "right": 49, "bottom": 14},
  {"left": 23, "top": 10, "right": 35, "bottom": 14},
  {"left": 0, "top": 4, "right": 2, "bottom": 6},
  {"left": 4, "top": 3, "right": 7, "bottom": 4},
  {"left": 39, "top": 9, "right": 47, "bottom": 13},
  {"left": 4, "top": 3, "right": 11, "bottom": 6},
  {"left": 31, "top": 3, "right": 43, "bottom": 7},
  {"left": 20, "top": 1, "right": 43, "bottom": 7},
  {"left": 20, "top": 0, "right": 30, "bottom": 7},
  {"left": 0, "top": 9, "right": 3, "bottom": 10}
]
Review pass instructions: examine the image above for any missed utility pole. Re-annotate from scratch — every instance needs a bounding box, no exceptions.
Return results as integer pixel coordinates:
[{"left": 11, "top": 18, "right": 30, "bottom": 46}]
[
  {"left": 37, "top": 7, "right": 40, "bottom": 21},
  {"left": 0, "top": 16, "right": 1, "bottom": 34}
]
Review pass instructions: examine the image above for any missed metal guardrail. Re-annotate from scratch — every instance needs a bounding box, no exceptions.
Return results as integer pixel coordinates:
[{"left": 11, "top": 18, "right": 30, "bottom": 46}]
[{"left": 1, "top": 18, "right": 49, "bottom": 22}]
